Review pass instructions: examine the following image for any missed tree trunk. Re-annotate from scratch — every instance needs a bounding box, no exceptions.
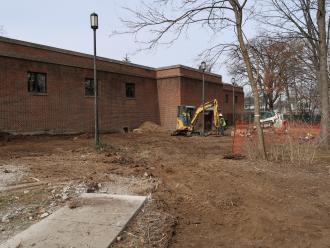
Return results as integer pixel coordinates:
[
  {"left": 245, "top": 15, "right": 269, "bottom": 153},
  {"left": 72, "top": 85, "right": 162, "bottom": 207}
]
[
  {"left": 285, "top": 84, "right": 294, "bottom": 120},
  {"left": 264, "top": 95, "right": 268, "bottom": 111},
  {"left": 231, "top": 0, "right": 267, "bottom": 159},
  {"left": 269, "top": 94, "right": 274, "bottom": 111},
  {"left": 317, "top": 0, "right": 329, "bottom": 149}
]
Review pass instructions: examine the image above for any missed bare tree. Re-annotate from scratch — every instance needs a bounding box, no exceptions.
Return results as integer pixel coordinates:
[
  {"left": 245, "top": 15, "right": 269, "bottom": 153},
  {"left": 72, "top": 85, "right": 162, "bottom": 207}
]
[
  {"left": 123, "top": 53, "right": 132, "bottom": 63},
  {"left": 261, "top": 0, "right": 329, "bottom": 148},
  {"left": 229, "top": 34, "right": 321, "bottom": 120},
  {"left": 229, "top": 36, "right": 299, "bottom": 111},
  {"left": 289, "top": 39, "right": 320, "bottom": 118},
  {"left": 122, "top": 0, "right": 267, "bottom": 158},
  {"left": 317, "top": 0, "right": 329, "bottom": 147}
]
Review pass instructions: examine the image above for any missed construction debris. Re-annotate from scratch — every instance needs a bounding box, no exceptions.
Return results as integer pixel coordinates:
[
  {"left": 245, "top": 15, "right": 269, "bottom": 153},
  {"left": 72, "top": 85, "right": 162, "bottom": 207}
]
[{"left": 39, "top": 212, "right": 49, "bottom": 218}]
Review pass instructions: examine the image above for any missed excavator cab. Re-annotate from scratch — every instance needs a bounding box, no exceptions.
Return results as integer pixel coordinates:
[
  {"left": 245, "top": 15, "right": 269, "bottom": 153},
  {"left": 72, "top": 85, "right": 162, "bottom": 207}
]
[{"left": 172, "top": 105, "right": 196, "bottom": 135}]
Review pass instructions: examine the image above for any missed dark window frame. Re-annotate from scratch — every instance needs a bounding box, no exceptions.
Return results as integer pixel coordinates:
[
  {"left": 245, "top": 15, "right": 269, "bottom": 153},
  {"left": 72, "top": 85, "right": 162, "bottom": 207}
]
[
  {"left": 84, "top": 78, "right": 95, "bottom": 97},
  {"left": 125, "top": 83, "right": 135, "bottom": 98},
  {"left": 225, "top": 94, "right": 229, "bottom": 103},
  {"left": 27, "top": 72, "right": 47, "bottom": 94},
  {"left": 235, "top": 95, "right": 238, "bottom": 104}
]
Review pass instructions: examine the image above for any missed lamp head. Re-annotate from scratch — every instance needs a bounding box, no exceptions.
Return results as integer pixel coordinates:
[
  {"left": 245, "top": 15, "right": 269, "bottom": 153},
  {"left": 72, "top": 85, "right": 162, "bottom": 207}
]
[
  {"left": 200, "top": 61, "right": 206, "bottom": 72},
  {"left": 231, "top": 77, "right": 235, "bottom": 85},
  {"left": 90, "top": 13, "right": 98, "bottom": 30}
]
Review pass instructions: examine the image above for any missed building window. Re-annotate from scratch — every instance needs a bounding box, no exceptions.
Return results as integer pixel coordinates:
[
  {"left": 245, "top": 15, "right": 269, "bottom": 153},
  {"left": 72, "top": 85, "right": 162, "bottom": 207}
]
[
  {"left": 235, "top": 95, "right": 238, "bottom": 103},
  {"left": 28, "top": 72, "right": 47, "bottom": 93},
  {"left": 85, "top": 78, "right": 95, "bottom": 96},
  {"left": 225, "top": 94, "right": 229, "bottom": 103},
  {"left": 126, "top": 83, "right": 135, "bottom": 98}
]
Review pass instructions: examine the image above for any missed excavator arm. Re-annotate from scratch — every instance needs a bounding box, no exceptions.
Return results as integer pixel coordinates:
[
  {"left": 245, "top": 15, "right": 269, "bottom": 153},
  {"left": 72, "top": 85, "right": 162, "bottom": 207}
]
[{"left": 190, "top": 99, "right": 220, "bottom": 129}]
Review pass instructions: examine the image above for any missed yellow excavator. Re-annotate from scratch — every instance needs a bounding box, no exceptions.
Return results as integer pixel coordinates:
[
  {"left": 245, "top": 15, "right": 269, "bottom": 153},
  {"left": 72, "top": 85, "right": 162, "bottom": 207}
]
[{"left": 172, "top": 99, "right": 220, "bottom": 136}]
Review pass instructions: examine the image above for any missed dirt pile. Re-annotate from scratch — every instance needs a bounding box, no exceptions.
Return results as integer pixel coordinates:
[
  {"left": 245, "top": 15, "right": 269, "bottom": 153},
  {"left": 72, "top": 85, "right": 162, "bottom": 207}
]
[{"left": 133, "top": 122, "right": 165, "bottom": 133}]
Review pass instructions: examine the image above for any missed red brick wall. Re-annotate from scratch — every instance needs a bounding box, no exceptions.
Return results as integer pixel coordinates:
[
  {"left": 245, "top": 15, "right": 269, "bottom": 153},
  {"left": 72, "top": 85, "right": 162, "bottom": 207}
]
[
  {"left": 0, "top": 38, "right": 156, "bottom": 79},
  {"left": 0, "top": 57, "right": 159, "bottom": 134},
  {"left": 156, "top": 66, "right": 222, "bottom": 84},
  {"left": 0, "top": 56, "right": 244, "bottom": 133},
  {"left": 180, "top": 77, "right": 222, "bottom": 106},
  {"left": 157, "top": 77, "right": 181, "bottom": 130},
  {"left": 99, "top": 71, "right": 159, "bottom": 132},
  {"left": 0, "top": 38, "right": 245, "bottom": 133},
  {"left": 222, "top": 88, "right": 244, "bottom": 125}
]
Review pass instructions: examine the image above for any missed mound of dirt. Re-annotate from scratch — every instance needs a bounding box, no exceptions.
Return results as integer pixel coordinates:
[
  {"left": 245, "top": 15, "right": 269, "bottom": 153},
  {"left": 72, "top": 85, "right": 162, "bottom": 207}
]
[{"left": 133, "top": 122, "right": 165, "bottom": 133}]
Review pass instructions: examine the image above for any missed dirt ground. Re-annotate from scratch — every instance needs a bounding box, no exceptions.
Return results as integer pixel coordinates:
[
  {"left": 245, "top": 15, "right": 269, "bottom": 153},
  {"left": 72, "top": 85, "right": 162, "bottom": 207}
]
[{"left": 1, "top": 131, "right": 330, "bottom": 247}]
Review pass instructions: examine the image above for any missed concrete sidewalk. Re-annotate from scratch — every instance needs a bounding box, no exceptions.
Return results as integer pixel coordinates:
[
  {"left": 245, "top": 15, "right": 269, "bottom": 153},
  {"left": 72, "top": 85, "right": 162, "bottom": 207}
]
[{"left": 0, "top": 193, "right": 147, "bottom": 248}]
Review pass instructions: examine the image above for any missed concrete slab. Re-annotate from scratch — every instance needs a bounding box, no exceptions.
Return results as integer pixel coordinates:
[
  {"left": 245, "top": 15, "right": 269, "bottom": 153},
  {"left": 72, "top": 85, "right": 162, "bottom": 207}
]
[{"left": 0, "top": 193, "right": 147, "bottom": 248}]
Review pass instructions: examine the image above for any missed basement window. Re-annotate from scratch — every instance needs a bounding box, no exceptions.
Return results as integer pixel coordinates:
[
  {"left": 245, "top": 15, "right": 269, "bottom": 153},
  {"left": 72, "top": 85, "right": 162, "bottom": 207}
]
[
  {"left": 126, "top": 83, "right": 135, "bottom": 98},
  {"left": 28, "top": 72, "right": 47, "bottom": 94},
  {"left": 85, "top": 78, "right": 95, "bottom": 96}
]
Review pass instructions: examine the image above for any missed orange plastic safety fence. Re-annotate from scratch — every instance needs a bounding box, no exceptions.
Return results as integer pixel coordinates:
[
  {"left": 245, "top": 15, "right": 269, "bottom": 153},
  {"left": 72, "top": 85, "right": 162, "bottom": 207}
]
[{"left": 232, "top": 121, "right": 320, "bottom": 156}]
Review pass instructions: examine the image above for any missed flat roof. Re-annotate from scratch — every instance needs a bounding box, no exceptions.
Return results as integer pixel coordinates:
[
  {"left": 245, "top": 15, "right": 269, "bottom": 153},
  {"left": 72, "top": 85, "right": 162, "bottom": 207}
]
[
  {"left": 156, "top": 64, "right": 223, "bottom": 78},
  {"left": 0, "top": 36, "right": 223, "bottom": 81},
  {"left": 0, "top": 36, "right": 155, "bottom": 71}
]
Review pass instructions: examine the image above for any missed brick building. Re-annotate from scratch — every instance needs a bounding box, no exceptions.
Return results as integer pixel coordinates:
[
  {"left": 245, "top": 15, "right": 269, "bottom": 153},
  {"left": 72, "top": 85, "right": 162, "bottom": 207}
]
[{"left": 0, "top": 36, "right": 244, "bottom": 134}]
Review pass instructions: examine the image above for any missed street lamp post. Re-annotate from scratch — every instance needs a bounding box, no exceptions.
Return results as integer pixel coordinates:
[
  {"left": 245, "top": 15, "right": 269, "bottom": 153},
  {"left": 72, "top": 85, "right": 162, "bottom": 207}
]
[
  {"left": 90, "top": 13, "right": 100, "bottom": 147},
  {"left": 231, "top": 77, "right": 236, "bottom": 126},
  {"left": 200, "top": 61, "right": 206, "bottom": 136}
]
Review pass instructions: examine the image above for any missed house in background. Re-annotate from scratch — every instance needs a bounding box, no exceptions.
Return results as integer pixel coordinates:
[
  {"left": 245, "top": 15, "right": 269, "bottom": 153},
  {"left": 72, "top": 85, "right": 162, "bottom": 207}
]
[{"left": 244, "top": 90, "right": 320, "bottom": 123}]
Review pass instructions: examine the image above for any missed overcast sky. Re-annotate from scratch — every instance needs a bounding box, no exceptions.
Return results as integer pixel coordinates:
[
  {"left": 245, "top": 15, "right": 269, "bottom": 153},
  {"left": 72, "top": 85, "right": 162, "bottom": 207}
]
[{"left": 1, "top": 0, "right": 258, "bottom": 84}]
